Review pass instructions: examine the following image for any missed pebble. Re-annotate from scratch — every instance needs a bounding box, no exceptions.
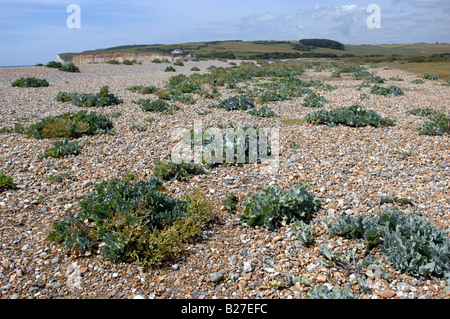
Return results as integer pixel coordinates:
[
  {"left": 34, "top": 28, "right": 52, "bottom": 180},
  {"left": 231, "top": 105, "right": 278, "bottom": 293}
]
[{"left": 210, "top": 271, "right": 224, "bottom": 283}]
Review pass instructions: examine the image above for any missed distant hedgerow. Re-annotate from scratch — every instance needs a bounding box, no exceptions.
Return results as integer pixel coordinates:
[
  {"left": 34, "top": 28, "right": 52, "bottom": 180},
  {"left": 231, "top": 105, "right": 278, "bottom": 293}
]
[
  {"left": 11, "top": 77, "right": 49, "bottom": 88},
  {"left": 304, "top": 104, "right": 395, "bottom": 127}
]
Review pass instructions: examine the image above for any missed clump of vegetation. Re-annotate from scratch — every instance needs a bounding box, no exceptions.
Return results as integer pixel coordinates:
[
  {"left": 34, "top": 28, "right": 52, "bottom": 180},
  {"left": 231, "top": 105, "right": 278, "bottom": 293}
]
[
  {"left": 38, "top": 139, "right": 81, "bottom": 159},
  {"left": 307, "top": 285, "right": 357, "bottom": 299},
  {"left": 56, "top": 85, "right": 123, "bottom": 107},
  {"left": 0, "top": 170, "right": 15, "bottom": 191},
  {"left": 153, "top": 160, "right": 205, "bottom": 181},
  {"left": 247, "top": 105, "right": 276, "bottom": 117},
  {"left": 151, "top": 58, "right": 162, "bottom": 63},
  {"left": 46, "top": 61, "right": 63, "bottom": 68},
  {"left": 129, "top": 125, "right": 147, "bottom": 132},
  {"left": 418, "top": 113, "right": 449, "bottom": 135},
  {"left": 173, "top": 60, "right": 184, "bottom": 66},
  {"left": 126, "top": 85, "right": 157, "bottom": 94},
  {"left": 26, "top": 110, "right": 114, "bottom": 139},
  {"left": 240, "top": 184, "right": 321, "bottom": 231},
  {"left": 421, "top": 73, "right": 438, "bottom": 80},
  {"left": 370, "top": 85, "right": 404, "bottom": 97},
  {"left": 106, "top": 59, "right": 120, "bottom": 64},
  {"left": 328, "top": 208, "right": 450, "bottom": 280},
  {"left": 411, "top": 79, "right": 424, "bottom": 84},
  {"left": 165, "top": 66, "right": 176, "bottom": 72},
  {"left": 408, "top": 107, "right": 440, "bottom": 117},
  {"left": 134, "top": 98, "right": 180, "bottom": 113},
  {"left": 122, "top": 59, "right": 134, "bottom": 65},
  {"left": 302, "top": 92, "right": 327, "bottom": 108},
  {"left": 304, "top": 104, "right": 395, "bottom": 127},
  {"left": 59, "top": 63, "right": 80, "bottom": 73},
  {"left": 47, "top": 178, "right": 213, "bottom": 266},
  {"left": 212, "top": 96, "right": 255, "bottom": 111},
  {"left": 223, "top": 191, "right": 238, "bottom": 214},
  {"left": 11, "top": 77, "right": 49, "bottom": 87},
  {"left": 190, "top": 66, "right": 201, "bottom": 71}
]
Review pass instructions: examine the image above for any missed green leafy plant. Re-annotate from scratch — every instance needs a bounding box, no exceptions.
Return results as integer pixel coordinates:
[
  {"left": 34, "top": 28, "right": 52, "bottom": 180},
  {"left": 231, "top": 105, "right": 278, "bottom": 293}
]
[
  {"left": 26, "top": 110, "right": 114, "bottom": 139},
  {"left": 11, "top": 77, "right": 49, "bottom": 87},
  {"left": 0, "top": 170, "right": 15, "bottom": 191},
  {"left": 305, "top": 104, "right": 395, "bottom": 127},
  {"left": 46, "top": 61, "right": 63, "bottom": 68},
  {"left": 306, "top": 285, "right": 358, "bottom": 299},
  {"left": 212, "top": 95, "right": 255, "bottom": 111},
  {"left": 165, "top": 66, "right": 176, "bottom": 72},
  {"left": 223, "top": 191, "right": 238, "bottom": 214},
  {"left": 408, "top": 107, "right": 439, "bottom": 117},
  {"left": 418, "top": 113, "right": 449, "bottom": 135},
  {"left": 421, "top": 73, "right": 438, "bottom": 80},
  {"left": 122, "top": 59, "right": 134, "bottom": 65},
  {"left": 106, "top": 59, "right": 120, "bottom": 64},
  {"left": 38, "top": 139, "right": 81, "bottom": 159},
  {"left": 134, "top": 98, "right": 180, "bottom": 112},
  {"left": 151, "top": 58, "right": 162, "bottom": 63},
  {"left": 302, "top": 92, "right": 327, "bottom": 108},
  {"left": 370, "top": 85, "right": 404, "bottom": 97},
  {"left": 56, "top": 86, "right": 123, "bottom": 107},
  {"left": 58, "top": 63, "right": 80, "bottom": 73},
  {"left": 328, "top": 208, "right": 450, "bottom": 280},
  {"left": 47, "top": 178, "right": 213, "bottom": 266},
  {"left": 126, "top": 85, "right": 157, "bottom": 94},
  {"left": 240, "top": 184, "right": 321, "bottom": 231},
  {"left": 153, "top": 160, "right": 205, "bottom": 181},
  {"left": 190, "top": 66, "right": 200, "bottom": 71},
  {"left": 173, "top": 60, "right": 184, "bottom": 66},
  {"left": 291, "top": 220, "right": 313, "bottom": 245},
  {"left": 411, "top": 79, "right": 424, "bottom": 84},
  {"left": 247, "top": 105, "right": 276, "bottom": 117}
]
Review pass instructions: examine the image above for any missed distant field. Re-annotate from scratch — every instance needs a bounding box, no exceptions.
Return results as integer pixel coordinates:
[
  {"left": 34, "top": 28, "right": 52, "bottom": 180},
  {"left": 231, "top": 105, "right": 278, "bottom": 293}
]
[
  {"left": 61, "top": 41, "right": 450, "bottom": 62},
  {"left": 384, "top": 61, "right": 450, "bottom": 80}
]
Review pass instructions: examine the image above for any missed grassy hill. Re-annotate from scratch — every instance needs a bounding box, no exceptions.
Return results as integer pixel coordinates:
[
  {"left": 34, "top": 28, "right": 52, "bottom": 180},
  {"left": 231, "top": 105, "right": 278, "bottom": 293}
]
[{"left": 59, "top": 40, "right": 450, "bottom": 62}]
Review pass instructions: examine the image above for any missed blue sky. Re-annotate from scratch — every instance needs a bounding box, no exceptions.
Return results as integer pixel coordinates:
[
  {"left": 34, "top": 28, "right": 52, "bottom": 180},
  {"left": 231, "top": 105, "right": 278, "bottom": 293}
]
[{"left": 1, "top": 0, "right": 449, "bottom": 66}]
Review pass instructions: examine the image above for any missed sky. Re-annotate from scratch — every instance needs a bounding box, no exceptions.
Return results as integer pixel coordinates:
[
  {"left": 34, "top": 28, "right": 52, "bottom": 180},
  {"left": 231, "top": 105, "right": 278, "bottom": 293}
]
[{"left": 1, "top": 0, "right": 449, "bottom": 66}]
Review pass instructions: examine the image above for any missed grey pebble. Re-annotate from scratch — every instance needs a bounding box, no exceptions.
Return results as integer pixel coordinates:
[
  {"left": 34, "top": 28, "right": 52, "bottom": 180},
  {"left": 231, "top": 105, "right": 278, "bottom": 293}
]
[{"left": 210, "top": 271, "right": 224, "bottom": 283}]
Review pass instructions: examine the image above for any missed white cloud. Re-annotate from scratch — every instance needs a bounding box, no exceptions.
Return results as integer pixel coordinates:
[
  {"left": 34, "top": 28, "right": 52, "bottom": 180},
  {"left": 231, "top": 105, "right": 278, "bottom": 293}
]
[{"left": 412, "top": 0, "right": 450, "bottom": 7}]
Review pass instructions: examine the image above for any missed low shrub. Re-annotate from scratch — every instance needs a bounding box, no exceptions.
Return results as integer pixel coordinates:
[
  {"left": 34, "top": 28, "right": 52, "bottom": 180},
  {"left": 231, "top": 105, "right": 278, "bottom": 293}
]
[
  {"left": 46, "top": 61, "right": 63, "bottom": 68},
  {"left": 165, "top": 66, "right": 176, "bottom": 72},
  {"left": 56, "top": 85, "right": 123, "bottom": 107},
  {"left": 240, "top": 184, "right": 321, "bottom": 231},
  {"left": 26, "top": 110, "right": 114, "bottom": 139},
  {"left": 11, "top": 77, "right": 49, "bottom": 87},
  {"left": 421, "top": 73, "right": 438, "bottom": 80},
  {"left": 38, "top": 139, "right": 81, "bottom": 159},
  {"left": 411, "top": 79, "right": 424, "bottom": 84},
  {"left": 190, "top": 66, "right": 201, "bottom": 71},
  {"left": 0, "top": 170, "right": 15, "bottom": 191},
  {"left": 134, "top": 98, "right": 180, "bottom": 112},
  {"left": 47, "top": 178, "right": 213, "bottom": 266},
  {"left": 302, "top": 92, "right": 327, "bottom": 108},
  {"left": 418, "top": 113, "right": 450, "bottom": 135},
  {"left": 304, "top": 104, "right": 395, "bottom": 127},
  {"left": 153, "top": 160, "right": 205, "bottom": 181},
  {"left": 328, "top": 208, "right": 450, "bottom": 280},
  {"left": 58, "top": 63, "right": 80, "bottom": 73},
  {"left": 370, "top": 85, "right": 404, "bottom": 97},
  {"left": 173, "top": 60, "right": 184, "bottom": 66},
  {"left": 126, "top": 85, "right": 157, "bottom": 94},
  {"left": 123, "top": 59, "right": 134, "bottom": 65},
  {"left": 151, "top": 58, "right": 162, "bottom": 63},
  {"left": 247, "top": 105, "right": 276, "bottom": 117},
  {"left": 212, "top": 96, "right": 255, "bottom": 111},
  {"left": 408, "top": 107, "right": 439, "bottom": 117},
  {"left": 106, "top": 59, "right": 120, "bottom": 64}
]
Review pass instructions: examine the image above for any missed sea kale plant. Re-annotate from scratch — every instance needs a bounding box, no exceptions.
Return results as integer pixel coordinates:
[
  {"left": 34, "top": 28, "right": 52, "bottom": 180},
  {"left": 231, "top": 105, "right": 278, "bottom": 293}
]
[
  {"left": 370, "top": 85, "right": 404, "bottom": 97},
  {"left": 26, "top": 110, "right": 114, "bottom": 139},
  {"left": 56, "top": 86, "right": 123, "bottom": 107},
  {"left": 153, "top": 160, "right": 205, "bottom": 181},
  {"left": 328, "top": 208, "right": 450, "bottom": 281},
  {"left": 11, "top": 77, "right": 49, "bottom": 87},
  {"left": 240, "top": 184, "right": 321, "bottom": 231},
  {"left": 304, "top": 104, "right": 395, "bottom": 127},
  {"left": 38, "top": 139, "right": 81, "bottom": 159},
  {"left": 47, "top": 178, "right": 213, "bottom": 266}
]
